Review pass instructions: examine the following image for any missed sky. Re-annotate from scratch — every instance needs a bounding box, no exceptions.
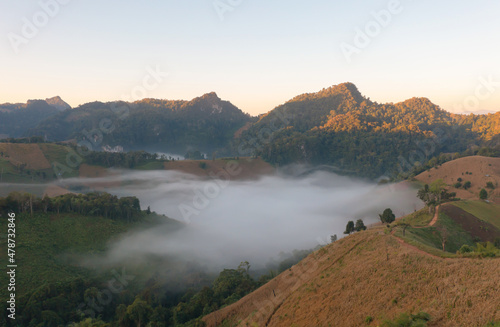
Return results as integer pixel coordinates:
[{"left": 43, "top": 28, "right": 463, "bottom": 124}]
[{"left": 1, "top": 0, "right": 499, "bottom": 115}]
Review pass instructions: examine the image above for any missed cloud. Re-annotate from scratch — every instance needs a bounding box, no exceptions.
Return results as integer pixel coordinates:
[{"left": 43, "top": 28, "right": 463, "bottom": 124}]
[{"left": 73, "top": 169, "right": 423, "bottom": 269}]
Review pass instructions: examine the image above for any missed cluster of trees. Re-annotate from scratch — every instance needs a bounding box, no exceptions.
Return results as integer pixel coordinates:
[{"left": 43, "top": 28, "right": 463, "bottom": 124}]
[
  {"left": 344, "top": 219, "right": 367, "bottom": 235},
  {"left": 0, "top": 192, "right": 141, "bottom": 220},
  {"left": 84, "top": 149, "right": 167, "bottom": 169},
  {"left": 184, "top": 150, "right": 206, "bottom": 160},
  {"left": 0, "top": 136, "right": 45, "bottom": 143},
  {"left": 3, "top": 255, "right": 308, "bottom": 326},
  {"left": 417, "top": 179, "right": 456, "bottom": 211}
]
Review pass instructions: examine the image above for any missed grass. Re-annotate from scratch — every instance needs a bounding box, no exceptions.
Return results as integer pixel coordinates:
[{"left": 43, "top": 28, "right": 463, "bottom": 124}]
[
  {"left": 452, "top": 200, "right": 500, "bottom": 230},
  {"left": 38, "top": 143, "right": 71, "bottom": 165},
  {"left": 399, "top": 208, "right": 433, "bottom": 227},
  {"left": 393, "top": 206, "right": 475, "bottom": 255},
  {"left": 135, "top": 160, "right": 165, "bottom": 170}
]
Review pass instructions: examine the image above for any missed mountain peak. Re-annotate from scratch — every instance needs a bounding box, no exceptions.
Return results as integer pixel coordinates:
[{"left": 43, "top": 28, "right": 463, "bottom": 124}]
[
  {"left": 45, "top": 96, "right": 71, "bottom": 111},
  {"left": 287, "top": 82, "right": 366, "bottom": 105}
]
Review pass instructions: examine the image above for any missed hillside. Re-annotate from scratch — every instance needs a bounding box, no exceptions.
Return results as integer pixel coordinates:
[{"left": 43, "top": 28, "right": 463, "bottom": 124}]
[
  {"left": 28, "top": 93, "right": 252, "bottom": 154},
  {"left": 234, "top": 83, "right": 500, "bottom": 178},
  {"left": 0, "top": 98, "right": 68, "bottom": 138},
  {"left": 415, "top": 156, "right": 500, "bottom": 203},
  {"left": 203, "top": 220, "right": 500, "bottom": 326}
]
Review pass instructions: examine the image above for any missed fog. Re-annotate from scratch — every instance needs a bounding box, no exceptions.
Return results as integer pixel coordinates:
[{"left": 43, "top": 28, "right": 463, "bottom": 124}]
[{"left": 57, "top": 169, "right": 423, "bottom": 270}]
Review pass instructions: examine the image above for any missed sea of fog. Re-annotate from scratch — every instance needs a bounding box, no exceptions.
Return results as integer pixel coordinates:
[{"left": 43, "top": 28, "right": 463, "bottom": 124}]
[{"left": 53, "top": 169, "right": 424, "bottom": 269}]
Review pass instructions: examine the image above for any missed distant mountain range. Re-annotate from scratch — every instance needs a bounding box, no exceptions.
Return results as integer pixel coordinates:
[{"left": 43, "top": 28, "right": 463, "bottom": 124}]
[
  {"left": 27, "top": 92, "right": 252, "bottom": 154},
  {"left": 2, "top": 84, "right": 500, "bottom": 178}
]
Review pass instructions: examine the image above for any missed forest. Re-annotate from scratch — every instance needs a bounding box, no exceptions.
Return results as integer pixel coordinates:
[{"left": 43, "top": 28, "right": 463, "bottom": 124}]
[
  {"left": 234, "top": 83, "right": 500, "bottom": 179},
  {"left": 27, "top": 93, "right": 252, "bottom": 154},
  {"left": 0, "top": 193, "right": 311, "bottom": 327}
]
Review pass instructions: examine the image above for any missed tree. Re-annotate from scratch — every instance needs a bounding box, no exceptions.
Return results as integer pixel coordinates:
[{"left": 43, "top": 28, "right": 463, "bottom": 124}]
[
  {"left": 486, "top": 182, "right": 495, "bottom": 189},
  {"left": 344, "top": 221, "right": 355, "bottom": 235},
  {"left": 463, "top": 181, "right": 471, "bottom": 190},
  {"left": 127, "top": 298, "right": 152, "bottom": 327},
  {"left": 355, "top": 219, "right": 367, "bottom": 232},
  {"left": 330, "top": 234, "right": 337, "bottom": 243},
  {"left": 379, "top": 208, "right": 395, "bottom": 224},
  {"left": 479, "top": 188, "right": 488, "bottom": 200},
  {"left": 396, "top": 221, "right": 410, "bottom": 236}
]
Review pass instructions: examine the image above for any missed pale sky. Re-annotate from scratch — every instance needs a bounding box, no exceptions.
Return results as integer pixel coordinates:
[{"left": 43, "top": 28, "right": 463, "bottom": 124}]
[{"left": 1, "top": 0, "right": 499, "bottom": 115}]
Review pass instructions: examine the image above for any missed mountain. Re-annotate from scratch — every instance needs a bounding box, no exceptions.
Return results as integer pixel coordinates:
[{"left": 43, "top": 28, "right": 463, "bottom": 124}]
[
  {"left": 28, "top": 93, "right": 252, "bottom": 153},
  {"left": 0, "top": 97, "right": 69, "bottom": 138},
  {"left": 234, "top": 83, "right": 500, "bottom": 179},
  {"left": 44, "top": 96, "right": 72, "bottom": 111}
]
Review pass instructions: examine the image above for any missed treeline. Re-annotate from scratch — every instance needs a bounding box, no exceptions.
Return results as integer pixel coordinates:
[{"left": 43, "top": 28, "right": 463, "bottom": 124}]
[
  {"left": 0, "top": 192, "right": 141, "bottom": 220},
  {"left": 84, "top": 150, "right": 169, "bottom": 169},
  {"left": 0, "top": 136, "right": 46, "bottom": 143}
]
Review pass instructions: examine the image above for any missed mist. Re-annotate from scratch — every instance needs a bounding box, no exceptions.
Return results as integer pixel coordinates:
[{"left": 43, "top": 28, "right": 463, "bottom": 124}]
[{"left": 57, "top": 169, "right": 423, "bottom": 270}]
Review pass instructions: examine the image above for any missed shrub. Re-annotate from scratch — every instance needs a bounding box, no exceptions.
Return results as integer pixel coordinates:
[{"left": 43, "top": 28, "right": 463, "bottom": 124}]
[
  {"left": 486, "top": 182, "right": 495, "bottom": 189},
  {"left": 463, "top": 181, "right": 472, "bottom": 190},
  {"left": 381, "top": 311, "right": 431, "bottom": 327},
  {"left": 459, "top": 244, "right": 472, "bottom": 254},
  {"left": 453, "top": 182, "right": 462, "bottom": 189},
  {"left": 479, "top": 188, "right": 488, "bottom": 200}
]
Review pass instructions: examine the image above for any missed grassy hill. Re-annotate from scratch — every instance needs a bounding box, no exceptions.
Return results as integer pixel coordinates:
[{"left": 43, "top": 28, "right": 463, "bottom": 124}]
[
  {"left": 203, "top": 200, "right": 500, "bottom": 327},
  {"left": 415, "top": 156, "right": 500, "bottom": 203}
]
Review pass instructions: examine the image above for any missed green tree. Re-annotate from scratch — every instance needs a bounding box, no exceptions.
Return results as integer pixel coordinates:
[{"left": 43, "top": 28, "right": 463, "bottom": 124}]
[
  {"left": 355, "top": 219, "right": 367, "bottom": 231},
  {"left": 379, "top": 208, "right": 395, "bottom": 224},
  {"left": 127, "top": 298, "right": 153, "bottom": 327},
  {"left": 479, "top": 188, "right": 488, "bottom": 200},
  {"left": 344, "top": 220, "right": 355, "bottom": 234},
  {"left": 463, "top": 181, "right": 472, "bottom": 190}
]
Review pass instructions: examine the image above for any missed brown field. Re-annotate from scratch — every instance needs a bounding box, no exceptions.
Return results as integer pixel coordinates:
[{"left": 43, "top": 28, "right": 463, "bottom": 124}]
[
  {"left": 163, "top": 157, "right": 274, "bottom": 180},
  {"left": 415, "top": 156, "right": 500, "bottom": 203},
  {"left": 43, "top": 185, "right": 73, "bottom": 197},
  {"left": 0, "top": 143, "right": 51, "bottom": 170},
  {"left": 203, "top": 229, "right": 500, "bottom": 327}
]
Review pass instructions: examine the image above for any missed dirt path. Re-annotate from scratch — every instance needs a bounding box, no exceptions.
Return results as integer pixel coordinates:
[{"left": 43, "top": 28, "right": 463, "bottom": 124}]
[
  {"left": 390, "top": 205, "right": 442, "bottom": 259},
  {"left": 428, "top": 205, "right": 440, "bottom": 226}
]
